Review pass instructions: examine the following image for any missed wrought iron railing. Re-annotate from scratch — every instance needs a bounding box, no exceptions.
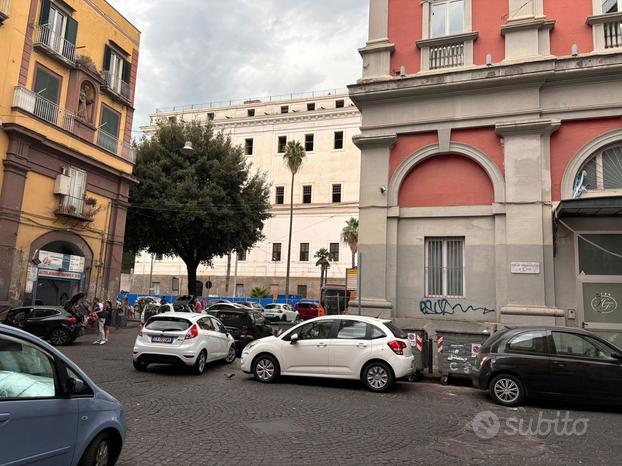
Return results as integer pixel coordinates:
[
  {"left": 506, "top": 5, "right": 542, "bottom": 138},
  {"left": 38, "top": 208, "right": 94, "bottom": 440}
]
[
  {"left": 96, "top": 129, "right": 119, "bottom": 154},
  {"left": 604, "top": 19, "right": 622, "bottom": 48},
  {"left": 34, "top": 24, "right": 76, "bottom": 63},
  {"left": 103, "top": 71, "right": 131, "bottom": 100},
  {"left": 13, "top": 86, "right": 75, "bottom": 131},
  {"left": 429, "top": 42, "right": 465, "bottom": 70},
  {"left": 56, "top": 196, "right": 95, "bottom": 221}
]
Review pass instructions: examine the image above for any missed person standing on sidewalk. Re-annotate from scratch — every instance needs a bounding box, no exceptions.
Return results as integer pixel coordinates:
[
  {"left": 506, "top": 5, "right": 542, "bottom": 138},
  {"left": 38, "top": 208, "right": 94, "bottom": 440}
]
[
  {"left": 93, "top": 298, "right": 105, "bottom": 344},
  {"left": 102, "top": 300, "right": 113, "bottom": 344}
]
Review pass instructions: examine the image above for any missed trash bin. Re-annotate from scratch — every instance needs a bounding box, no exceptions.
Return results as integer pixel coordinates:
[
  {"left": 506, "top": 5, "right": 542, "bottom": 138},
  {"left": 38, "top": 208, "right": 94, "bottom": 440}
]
[
  {"left": 405, "top": 329, "right": 431, "bottom": 381},
  {"left": 436, "top": 330, "right": 489, "bottom": 385}
]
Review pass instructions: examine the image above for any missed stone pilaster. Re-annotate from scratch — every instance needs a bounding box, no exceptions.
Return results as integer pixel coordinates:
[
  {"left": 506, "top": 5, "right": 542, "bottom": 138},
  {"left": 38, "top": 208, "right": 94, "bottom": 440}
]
[{"left": 358, "top": 0, "right": 395, "bottom": 82}]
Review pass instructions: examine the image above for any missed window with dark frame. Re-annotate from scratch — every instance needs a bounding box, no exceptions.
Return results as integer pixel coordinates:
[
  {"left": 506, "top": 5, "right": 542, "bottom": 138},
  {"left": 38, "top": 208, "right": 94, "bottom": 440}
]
[
  {"left": 207, "top": 112, "right": 214, "bottom": 120},
  {"left": 297, "top": 285, "right": 308, "bottom": 298},
  {"left": 278, "top": 136, "right": 287, "bottom": 153},
  {"left": 307, "top": 103, "right": 316, "bottom": 111},
  {"left": 335, "top": 99, "right": 345, "bottom": 108},
  {"left": 272, "top": 243, "right": 282, "bottom": 262},
  {"left": 302, "top": 185, "right": 312, "bottom": 204},
  {"left": 244, "top": 138, "right": 254, "bottom": 156},
  {"left": 332, "top": 184, "right": 342, "bottom": 203},
  {"left": 305, "top": 134, "right": 314, "bottom": 152},
  {"left": 281, "top": 105, "right": 289, "bottom": 114},
  {"left": 275, "top": 186, "right": 285, "bottom": 205},
  {"left": 334, "top": 131, "right": 344, "bottom": 150},
  {"left": 425, "top": 237, "right": 465, "bottom": 298},
  {"left": 299, "top": 243, "right": 310, "bottom": 262},
  {"left": 603, "top": 0, "right": 619, "bottom": 13},
  {"left": 237, "top": 250, "right": 247, "bottom": 261},
  {"left": 329, "top": 243, "right": 340, "bottom": 262},
  {"left": 247, "top": 109, "right": 255, "bottom": 117}
]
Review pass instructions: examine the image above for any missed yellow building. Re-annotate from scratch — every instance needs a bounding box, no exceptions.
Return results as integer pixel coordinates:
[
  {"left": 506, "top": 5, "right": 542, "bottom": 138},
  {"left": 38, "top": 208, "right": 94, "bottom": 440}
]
[{"left": 0, "top": 0, "right": 139, "bottom": 308}]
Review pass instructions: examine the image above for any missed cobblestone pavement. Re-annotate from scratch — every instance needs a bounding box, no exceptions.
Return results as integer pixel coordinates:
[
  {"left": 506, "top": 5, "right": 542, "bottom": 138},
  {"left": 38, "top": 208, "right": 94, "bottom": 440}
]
[{"left": 60, "top": 328, "right": 622, "bottom": 466}]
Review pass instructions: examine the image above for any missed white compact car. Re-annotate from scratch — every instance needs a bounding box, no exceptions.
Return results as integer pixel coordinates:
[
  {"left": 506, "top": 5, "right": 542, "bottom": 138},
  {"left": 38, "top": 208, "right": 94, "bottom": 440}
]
[
  {"left": 263, "top": 303, "right": 299, "bottom": 322},
  {"left": 240, "top": 315, "right": 414, "bottom": 392},
  {"left": 133, "top": 312, "right": 236, "bottom": 374}
]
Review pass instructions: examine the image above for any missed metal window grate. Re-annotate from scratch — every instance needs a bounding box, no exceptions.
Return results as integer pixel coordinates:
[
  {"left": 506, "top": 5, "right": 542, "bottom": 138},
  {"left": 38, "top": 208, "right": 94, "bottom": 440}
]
[
  {"left": 272, "top": 243, "right": 282, "bottom": 261},
  {"left": 425, "top": 237, "right": 465, "bottom": 297},
  {"left": 275, "top": 186, "right": 285, "bottom": 204},
  {"left": 329, "top": 243, "right": 340, "bottom": 262},
  {"left": 300, "top": 243, "right": 309, "bottom": 262},
  {"left": 302, "top": 185, "right": 312, "bottom": 204}
]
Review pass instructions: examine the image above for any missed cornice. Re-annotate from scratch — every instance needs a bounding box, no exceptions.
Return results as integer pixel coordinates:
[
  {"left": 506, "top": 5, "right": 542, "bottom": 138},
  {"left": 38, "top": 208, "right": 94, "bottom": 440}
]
[
  {"left": 495, "top": 119, "right": 561, "bottom": 136},
  {"left": 587, "top": 12, "right": 622, "bottom": 25},
  {"left": 500, "top": 18, "right": 555, "bottom": 35},
  {"left": 352, "top": 134, "right": 397, "bottom": 149},
  {"left": 416, "top": 31, "right": 479, "bottom": 49}
]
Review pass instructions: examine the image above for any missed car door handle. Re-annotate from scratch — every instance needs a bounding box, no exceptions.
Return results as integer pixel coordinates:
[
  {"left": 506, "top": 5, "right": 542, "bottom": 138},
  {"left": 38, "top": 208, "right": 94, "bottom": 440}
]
[
  {"left": 0, "top": 414, "right": 10, "bottom": 427},
  {"left": 553, "top": 361, "right": 566, "bottom": 368},
  {"left": 357, "top": 343, "right": 368, "bottom": 348},
  {"left": 317, "top": 342, "right": 327, "bottom": 348}
]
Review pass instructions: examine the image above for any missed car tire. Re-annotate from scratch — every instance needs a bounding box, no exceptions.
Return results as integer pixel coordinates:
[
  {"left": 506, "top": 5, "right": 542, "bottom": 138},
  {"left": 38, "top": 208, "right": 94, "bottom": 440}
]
[
  {"left": 252, "top": 354, "right": 279, "bottom": 383},
  {"left": 49, "top": 327, "right": 71, "bottom": 346},
  {"left": 133, "top": 360, "right": 148, "bottom": 371},
  {"left": 280, "top": 315, "right": 287, "bottom": 322},
  {"left": 79, "top": 432, "right": 112, "bottom": 466},
  {"left": 193, "top": 350, "right": 207, "bottom": 375},
  {"left": 489, "top": 374, "right": 525, "bottom": 407},
  {"left": 225, "top": 345, "right": 236, "bottom": 364},
  {"left": 362, "top": 361, "right": 395, "bottom": 393}
]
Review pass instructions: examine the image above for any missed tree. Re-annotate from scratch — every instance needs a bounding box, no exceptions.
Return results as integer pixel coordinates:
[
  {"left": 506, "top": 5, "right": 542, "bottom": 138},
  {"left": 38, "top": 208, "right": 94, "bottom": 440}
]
[
  {"left": 250, "top": 286, "right": 270, "bottom": 298},
  {"left": 314, "top": 248, "right": 331, "bottom": 288},
  {"left": 282, "top": 140, "right": 306, "bottom": 300},
  {"left": 124, "top": 120, "right": 271, "bottom": 295},
  {"left": 341, "top": 217, "right": 359, "bottom": 268}
]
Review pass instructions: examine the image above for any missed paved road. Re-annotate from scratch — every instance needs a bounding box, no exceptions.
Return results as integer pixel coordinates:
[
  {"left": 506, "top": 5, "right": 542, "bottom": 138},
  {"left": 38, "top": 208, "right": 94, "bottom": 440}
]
[{"left": 60, "top": 328, "right": 621, "bottom": 466}]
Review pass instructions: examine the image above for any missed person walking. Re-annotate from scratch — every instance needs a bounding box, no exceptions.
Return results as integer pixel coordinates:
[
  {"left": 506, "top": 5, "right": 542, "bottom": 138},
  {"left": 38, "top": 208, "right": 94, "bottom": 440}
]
[
  {"left": 194, "top": 299, "right": 203, "bottom": 313},
  {"left": 102, "top": 300, "right": 113, "bottom": 344},
  {"left": 93, "top": 298, "right": 105, "bottom": 344}
]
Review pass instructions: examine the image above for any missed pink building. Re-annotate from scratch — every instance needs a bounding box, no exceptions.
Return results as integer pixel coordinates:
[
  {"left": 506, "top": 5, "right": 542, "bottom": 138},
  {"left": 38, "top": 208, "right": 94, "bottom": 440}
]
[{"left": 349, "top": 0, "right": 622, "bottom": 344}]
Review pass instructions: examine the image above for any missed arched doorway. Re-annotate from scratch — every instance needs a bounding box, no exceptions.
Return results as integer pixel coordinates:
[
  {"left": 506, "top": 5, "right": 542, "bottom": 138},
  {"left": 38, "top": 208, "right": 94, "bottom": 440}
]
[{"left": 28, "top": 232, "right": 93, "bottom": 306}]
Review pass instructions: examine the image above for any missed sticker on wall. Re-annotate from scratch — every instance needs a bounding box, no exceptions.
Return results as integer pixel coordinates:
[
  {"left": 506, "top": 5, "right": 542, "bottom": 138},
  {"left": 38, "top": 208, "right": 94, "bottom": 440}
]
[{"left": 591, "top": 293, "right": 618, "bottom": 315}]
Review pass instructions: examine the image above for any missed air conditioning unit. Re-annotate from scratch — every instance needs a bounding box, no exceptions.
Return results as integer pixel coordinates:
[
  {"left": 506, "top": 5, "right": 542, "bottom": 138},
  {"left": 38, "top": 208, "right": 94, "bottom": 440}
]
[{"left": 54, "top": 174, "right": 71, "bottom": 195}]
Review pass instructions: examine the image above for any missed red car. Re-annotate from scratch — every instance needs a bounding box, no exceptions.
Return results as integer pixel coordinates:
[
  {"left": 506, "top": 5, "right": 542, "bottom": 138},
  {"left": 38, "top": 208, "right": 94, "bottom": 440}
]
[{"left": 294, "top": 301, "right": 325, "bottom": 321}]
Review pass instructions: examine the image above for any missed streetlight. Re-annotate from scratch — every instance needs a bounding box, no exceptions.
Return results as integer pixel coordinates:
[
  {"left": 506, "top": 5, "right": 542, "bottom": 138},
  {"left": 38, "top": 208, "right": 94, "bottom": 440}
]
[{"left": 181, "top": 141, "right": 194, "bottom": 155}]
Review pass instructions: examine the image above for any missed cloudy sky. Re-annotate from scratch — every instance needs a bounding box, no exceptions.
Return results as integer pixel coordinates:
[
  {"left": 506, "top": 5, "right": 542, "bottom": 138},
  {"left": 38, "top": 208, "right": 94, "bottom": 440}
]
[{"left": 107, "top": 0, "right": 369, "bottom": 130}]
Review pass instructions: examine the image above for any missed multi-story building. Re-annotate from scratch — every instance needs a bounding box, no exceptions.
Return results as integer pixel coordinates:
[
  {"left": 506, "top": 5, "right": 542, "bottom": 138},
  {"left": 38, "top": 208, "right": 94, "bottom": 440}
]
[
  {"left": 0, "top": 0, "right": 139, "bottom": 308},
  {"left": 350, "top": 0, "right": 622, "bottom": 344},
  {"left": 129, "top": 91, "right": 360, "bottom": 300}
]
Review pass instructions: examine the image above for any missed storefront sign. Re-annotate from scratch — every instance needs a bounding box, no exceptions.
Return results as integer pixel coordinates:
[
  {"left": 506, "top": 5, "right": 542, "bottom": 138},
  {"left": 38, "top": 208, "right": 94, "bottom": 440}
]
[
  {"left": 38, "top": 250, "right": 65, "bottom": 270},
  {"left": 38, "top": 269, "right": 82, "bottom": 281},
  {"left": 68, "top": 255, "right": 85, "bottom": 272},
  {"left": 583, "top": 283, "right": 622, "bottom": 325},
  {"left": 510, "top": 262, "right": 540, "bottom": 274}
]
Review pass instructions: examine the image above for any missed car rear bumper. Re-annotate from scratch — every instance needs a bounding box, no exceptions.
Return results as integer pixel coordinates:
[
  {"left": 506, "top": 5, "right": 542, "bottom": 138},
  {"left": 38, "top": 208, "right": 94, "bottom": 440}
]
[
  {"left": 133, "top": 339, "right": 199, "bottom": 366},
  {"left": 391, "top": 356, "right": 415, "bottom": 379},
  {"left": 134, "top": 353, "right": 196, "bottom": 366}
]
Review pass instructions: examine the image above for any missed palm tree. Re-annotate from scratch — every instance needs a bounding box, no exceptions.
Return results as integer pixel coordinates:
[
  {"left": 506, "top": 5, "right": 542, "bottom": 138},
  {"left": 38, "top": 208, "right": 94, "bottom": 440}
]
[
  {"left": 314, "top": 248, "right": 331, "bottom": 288},
  {"left": 283, "top": 140, "right": 306, "bottom": 301},
  {"left": 341, "top": 217, "right": 359, "bottom": 268}
]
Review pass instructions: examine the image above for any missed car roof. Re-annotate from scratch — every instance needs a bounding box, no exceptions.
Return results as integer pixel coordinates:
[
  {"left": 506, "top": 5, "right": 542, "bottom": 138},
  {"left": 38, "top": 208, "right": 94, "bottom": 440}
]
[
  {"left": 148, "top": 312, "right": 204, "bottom": 320},
  {"left": 312, "top": 315, "right": 387, "bottom": 324},
  {"left": 501, "top": 326, "right": 596, "bottom": 336},
  {"left": 11, "top": 305, "right": 65, "bottom": 310}
]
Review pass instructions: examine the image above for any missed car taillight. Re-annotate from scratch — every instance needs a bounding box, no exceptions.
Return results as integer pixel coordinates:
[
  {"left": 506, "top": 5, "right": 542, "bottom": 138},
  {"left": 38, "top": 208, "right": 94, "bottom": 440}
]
[
  {"left": 185, "top": 324, "right": 199, "bottom": 340},
  {"left": 388, "top": 340, "right": 407, "bottom": 355},
  {"left": 138, "top": 325, "right": 143, "bottom": 337},
  {"left": 241, "top": 325, "right": 248, "bottom": 336},
  {"left": 479, "top": 355, "right": 490, "bottom": 369},
  {"left": 66, "top": 317, "right": 77, "bottom": 324}
]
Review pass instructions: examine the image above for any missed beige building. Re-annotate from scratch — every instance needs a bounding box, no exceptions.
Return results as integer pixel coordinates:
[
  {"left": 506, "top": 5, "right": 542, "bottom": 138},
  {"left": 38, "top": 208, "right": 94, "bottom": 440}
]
[{"left": 128, "top": 91, "right": 361, "bottom": 300}]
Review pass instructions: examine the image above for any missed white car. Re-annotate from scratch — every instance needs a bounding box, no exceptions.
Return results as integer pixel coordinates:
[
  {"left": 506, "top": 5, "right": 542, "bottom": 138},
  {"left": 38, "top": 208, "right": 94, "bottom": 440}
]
[
  {"left": 263, "top": 303, "right": 299, "bottom": 322},
  {"left": 133, "top": 312, "right": 236, "bottom": 374},
  {"left": 240, "top": 315, "right": 414, "bottom": 392}
]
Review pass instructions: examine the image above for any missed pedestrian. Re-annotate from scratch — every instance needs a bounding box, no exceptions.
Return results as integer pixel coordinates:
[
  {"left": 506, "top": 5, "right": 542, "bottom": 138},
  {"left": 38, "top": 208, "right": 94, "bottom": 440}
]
[
  {"left": 194, "top": 299, "right": 203, "bottom": 313},
  {"left": 102, "top": 300, "right": 113, "bottom": 344},
  {"left": 92, "top": 298, "right": 105, "bottom": 344}
]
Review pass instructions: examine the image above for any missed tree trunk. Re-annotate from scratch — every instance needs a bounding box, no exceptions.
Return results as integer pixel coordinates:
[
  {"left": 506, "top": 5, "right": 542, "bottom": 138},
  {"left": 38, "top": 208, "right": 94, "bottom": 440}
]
[
  {"left": 184, "top": 259, "right": 198, "bottom": 296},
  {"left": 351, "top": 250, "right": 356, "bottom": 269},
  {"left": 225, "top": 252, "right": 232, "bottom": 295},
  {"left": 285, "top": 172, "right": 295, "bottom": 301}
]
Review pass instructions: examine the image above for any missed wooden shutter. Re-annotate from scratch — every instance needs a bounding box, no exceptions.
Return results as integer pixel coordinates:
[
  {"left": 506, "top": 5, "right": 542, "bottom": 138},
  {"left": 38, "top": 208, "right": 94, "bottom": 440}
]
[
  {"left": 122, "top": 58, "right": 131, "bottom": 84},
  {"left": 65, "top": 16, "right": 78, "bottom": 45},
  {"left": 34, "top": 68, "right": 60, "bottom": 104},
  {"left": 103, "top": 44, "right": 112, "bottom": 71},
  {"left": 39, "top": 0, "right": 51, "bottom": 24},
  {"left": 101, "top": 107, "right": 120, "bottom": 137}
]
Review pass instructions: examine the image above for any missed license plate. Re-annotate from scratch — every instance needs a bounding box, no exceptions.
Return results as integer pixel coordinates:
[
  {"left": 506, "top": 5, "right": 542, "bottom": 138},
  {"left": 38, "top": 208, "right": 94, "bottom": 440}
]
[{"left": 151, "top": 336, "right": 173, "bottom": 344}]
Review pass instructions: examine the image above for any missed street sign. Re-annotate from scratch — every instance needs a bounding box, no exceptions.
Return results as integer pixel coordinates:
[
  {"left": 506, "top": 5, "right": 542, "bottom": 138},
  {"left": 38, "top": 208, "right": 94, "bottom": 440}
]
[{"left": 346, "top": 268, "right": 358, "bottom": 291}]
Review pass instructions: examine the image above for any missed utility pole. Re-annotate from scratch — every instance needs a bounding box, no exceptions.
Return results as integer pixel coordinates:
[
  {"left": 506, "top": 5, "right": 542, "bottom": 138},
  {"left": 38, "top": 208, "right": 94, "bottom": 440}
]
[{"left": 148, "top": 253, "right": 155, "bottom": 295}]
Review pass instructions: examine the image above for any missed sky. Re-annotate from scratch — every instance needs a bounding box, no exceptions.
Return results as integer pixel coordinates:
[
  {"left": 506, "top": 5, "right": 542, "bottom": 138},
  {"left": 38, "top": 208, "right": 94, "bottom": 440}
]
[{"left": 107, "top": 0, "right": 369, "bottom": 131}]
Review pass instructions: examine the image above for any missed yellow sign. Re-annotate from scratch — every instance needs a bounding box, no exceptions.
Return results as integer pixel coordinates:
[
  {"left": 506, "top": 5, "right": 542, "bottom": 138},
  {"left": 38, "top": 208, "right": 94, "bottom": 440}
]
[
  {"left": 346, "top": 268, "right": 358, "bottom": 291},
  {"left": 273, "top": 290, "right": 278, "bottom": 301}
]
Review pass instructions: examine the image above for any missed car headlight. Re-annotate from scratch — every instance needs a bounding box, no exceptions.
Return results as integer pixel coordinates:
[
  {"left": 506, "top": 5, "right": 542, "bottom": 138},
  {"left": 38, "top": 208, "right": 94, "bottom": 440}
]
[{"left": 244, "top": 341, "right": 258, "bottom": 352}]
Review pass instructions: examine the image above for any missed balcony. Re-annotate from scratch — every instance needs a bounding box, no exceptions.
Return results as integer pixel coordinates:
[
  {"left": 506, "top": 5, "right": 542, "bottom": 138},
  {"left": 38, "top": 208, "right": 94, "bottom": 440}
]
[
  {"left": 604, "top": 18, "right": 622, "bottom": 48},
  {"left": 96, "top": 129, "right": 119, "bottom": 154},
  {"left": 33, "top": 24, "right": 76, "bottom": 64},
  {"left": 103, "top": 71, "right": 131, "bottom": 101},
  {"left": 13, "top": 86, "right": 75, "bottom": 132},
  {"left": 429, "top": 42, "right": 464, "bottom": 70},
  {"left": 0, "top": 0, "right": 10, "bottom": 25},
  {"left": 587, "top": 12, "right": 622, "bottom": 50},
  {"left": 416, "top": 32, "right": 478, "bottom": 72},
  {"left": 55, "top": 196, "right": 96, "bottom": 222}
]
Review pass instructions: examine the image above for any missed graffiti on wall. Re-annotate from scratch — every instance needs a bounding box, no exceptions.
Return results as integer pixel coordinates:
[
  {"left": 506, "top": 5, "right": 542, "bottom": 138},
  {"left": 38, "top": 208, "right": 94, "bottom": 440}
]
[{"left": 419, "top": 299, "right": 495, "bottom": 316}]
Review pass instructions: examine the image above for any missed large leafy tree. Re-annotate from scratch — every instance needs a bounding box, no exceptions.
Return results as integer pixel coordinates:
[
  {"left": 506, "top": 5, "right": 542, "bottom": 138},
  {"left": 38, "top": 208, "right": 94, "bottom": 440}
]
[
  {"left": 125, "top": 121, "right": 271, "bottom": 295},
  {"left": 282, "top": 140, "right": 306, "bottom": 300},
  {"left": 341, "top": 217, "right": 359, "bottom": 268}
]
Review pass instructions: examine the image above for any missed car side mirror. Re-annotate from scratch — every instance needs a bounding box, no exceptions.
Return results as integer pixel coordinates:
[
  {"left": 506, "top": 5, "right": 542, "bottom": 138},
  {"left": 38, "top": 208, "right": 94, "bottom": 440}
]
[
  {"left": 290, "top": 333, "right": 299, "bottom": 344},
  {"left": 612, "top": 353, "right": 622, "bottom": 362},
  {"left": 65, "top": 377, "right": 84, "bottom": 396}
]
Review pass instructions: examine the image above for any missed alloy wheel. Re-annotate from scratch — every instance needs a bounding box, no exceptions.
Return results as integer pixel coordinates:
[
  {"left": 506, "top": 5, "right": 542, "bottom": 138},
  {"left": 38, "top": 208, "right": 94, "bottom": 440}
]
[
  {"left": 256, "top": 358, "right": 274, "bottom": 381},
  {"left": 50, "top": 329, "right": 69, "bottom": 346},
  {"left": 226, "top": 345, "right": 236, "bottom": 363},
  {"left": 198, "top": 353, "right": 206, "bottom": 373},
  {"left": 95, "top": 439, "right": 109, "bottom": 466},
  {"left": 493, "top": 377, "right": 520, "bottom": 403},
  {"left": 366, "top": 365, "right": 389, "bottom": 390}
]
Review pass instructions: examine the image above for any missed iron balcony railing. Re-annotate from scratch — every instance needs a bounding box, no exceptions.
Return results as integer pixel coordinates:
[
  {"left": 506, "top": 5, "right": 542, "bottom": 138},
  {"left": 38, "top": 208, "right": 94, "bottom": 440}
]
[
  {"left": 429, "top": 41, "right": 465, "bottom": 70},
  {"left": 96, "top": 129, "right": 119, "bottom": 154},
  {"left": 34, "top": 24, "right": 76, "bottom": 63},
  {"left": 604, "top": 18, "right": 622, "bottom": 48},
  {"left": 56, "top": 195, "right": 95, "bottom": 221},
  {"left": 103, "top": 71, "right": 131, "bottom": 100},
  {"left": 13, "top": 86, "right": 75, "bottom": 131}
]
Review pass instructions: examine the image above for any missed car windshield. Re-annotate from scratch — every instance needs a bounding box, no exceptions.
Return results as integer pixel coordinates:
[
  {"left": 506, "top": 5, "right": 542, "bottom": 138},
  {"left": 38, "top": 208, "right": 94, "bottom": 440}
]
[
  {"left": 145, "top": 317, "right": 191, "bottom": 331},
  {"left": 264, "top": 304, "right": 279, "bottom": 310},
  {"left": 384, "top": 322, "right": 407, "bottom": 339},
  {"left": 217, "top": 312, "right": 245, "bottom": 327}
]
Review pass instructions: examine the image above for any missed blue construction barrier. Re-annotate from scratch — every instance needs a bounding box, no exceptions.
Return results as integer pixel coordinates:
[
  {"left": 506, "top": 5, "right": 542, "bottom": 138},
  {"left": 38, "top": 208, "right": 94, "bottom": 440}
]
[{"left": 118, "top": 293, "right": 318, "bottom": 308}]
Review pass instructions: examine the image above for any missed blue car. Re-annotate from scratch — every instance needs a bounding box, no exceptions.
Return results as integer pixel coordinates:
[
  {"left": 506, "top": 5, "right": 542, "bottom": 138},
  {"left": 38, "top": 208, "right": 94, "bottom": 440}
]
[{"left": 0, "top": 323, "right": 126, "bottom": 466}]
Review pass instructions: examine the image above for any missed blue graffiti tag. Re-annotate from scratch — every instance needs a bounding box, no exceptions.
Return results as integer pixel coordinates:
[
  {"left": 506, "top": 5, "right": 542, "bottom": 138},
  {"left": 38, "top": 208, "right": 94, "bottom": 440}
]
[{"left": 419, "top": 299, "right": 495, "bottom": 316}]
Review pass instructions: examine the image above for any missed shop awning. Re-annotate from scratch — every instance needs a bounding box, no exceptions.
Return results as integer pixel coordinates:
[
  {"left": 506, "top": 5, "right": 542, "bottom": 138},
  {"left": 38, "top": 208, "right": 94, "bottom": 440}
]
[{"left": 555, "top": 196, "right": 622, "bottom": 218}]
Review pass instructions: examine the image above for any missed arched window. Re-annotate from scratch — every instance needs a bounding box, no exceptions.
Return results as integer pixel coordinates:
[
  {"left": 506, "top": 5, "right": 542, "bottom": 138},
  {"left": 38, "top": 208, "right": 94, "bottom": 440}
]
[{"left": 578, "top": 145, "right": 622, "bottom": 192}]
